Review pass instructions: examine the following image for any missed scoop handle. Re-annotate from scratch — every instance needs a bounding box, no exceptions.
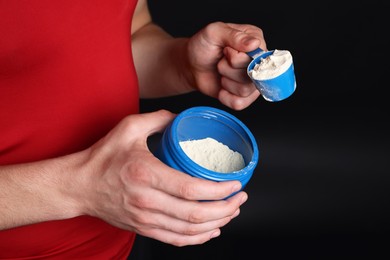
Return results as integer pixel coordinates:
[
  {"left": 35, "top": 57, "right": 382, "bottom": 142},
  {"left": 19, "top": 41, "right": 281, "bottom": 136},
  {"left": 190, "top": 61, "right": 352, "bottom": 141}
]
[{"left": 246, "top": 48, "right": 265, "bottom": 59}]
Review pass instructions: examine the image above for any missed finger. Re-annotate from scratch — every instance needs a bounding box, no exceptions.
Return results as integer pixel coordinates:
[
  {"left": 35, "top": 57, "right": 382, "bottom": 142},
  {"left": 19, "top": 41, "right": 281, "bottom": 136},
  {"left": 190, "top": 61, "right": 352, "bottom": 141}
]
[
  {"left": 132, "top": 207, "right": 235, "bottom": 236},
  {"left": 134, "top": 109, "right": 176, "bottom": 137},
  {"left": 98, "top": 109, "right": 175, "bottom": 150},
  {"left": 133, "top": 183, "right": 247, "bottom": 224},
  {"left": 129, "top": 174, "right": 247, "bottom": 223},
  {"left": 225, "top": 23, "right": 268, "bottom": 51},
  {"left": 218, "top": 88, "right": 260, "bottom": 111},
  {"left": 162, "top": 191, "right": 246, "bottom": 224},
  {"left": 152, "top": 161, "right": 243, "bottom": 201},
  {"left": 220, "top": 76, "right": 257, "bottom": 97},
  {"left": 205, "top": 22, "right": 265, "bottom": 53},
  {"left": 217, "top": 58, "right": 250, "bottom": 83},
  {"left": 223, "top": 46, "right": 253, "bottom": 69},
  {"left": 136, "top": 194, "right": 246, "bottom": 246},
  {"left": 117, "top": 109, "right": 176, "bottom": 149},
  {"left": 141, "top": 227, "right": 222, "bottom": 247}
]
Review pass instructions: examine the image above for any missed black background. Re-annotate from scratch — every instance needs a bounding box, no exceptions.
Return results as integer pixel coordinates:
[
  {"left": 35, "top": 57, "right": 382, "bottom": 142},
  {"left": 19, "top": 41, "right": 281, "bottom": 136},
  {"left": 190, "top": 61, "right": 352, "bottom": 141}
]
[{"left": 130, "top": 1, "right": 390, "bottom": 259}]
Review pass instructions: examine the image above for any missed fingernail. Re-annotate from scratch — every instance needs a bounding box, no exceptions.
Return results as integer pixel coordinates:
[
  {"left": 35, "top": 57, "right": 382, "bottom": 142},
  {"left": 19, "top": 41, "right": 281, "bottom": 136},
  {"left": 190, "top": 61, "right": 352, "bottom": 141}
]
[
  {"left": 232, "top": 208, "right": 240, "bottom": 219},
  {"left": 240, "top": 194, "right": 248, "bottom": 205},
  {"left": 232, "top": 183, "right": 242, "bottom": 193},
  {"left": 210, "top": 230, "right": 221, "bottom": 239}
]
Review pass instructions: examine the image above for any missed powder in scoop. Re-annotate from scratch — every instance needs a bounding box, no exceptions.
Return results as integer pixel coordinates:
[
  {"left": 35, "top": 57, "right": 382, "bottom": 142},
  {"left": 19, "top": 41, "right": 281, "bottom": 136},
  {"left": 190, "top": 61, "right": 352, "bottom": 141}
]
[
  {"left": 249, "top": 49, "right": 293, "bottom": 80},
  {"left": 179, "top": 137, "right": 245, "bottom": 173}
]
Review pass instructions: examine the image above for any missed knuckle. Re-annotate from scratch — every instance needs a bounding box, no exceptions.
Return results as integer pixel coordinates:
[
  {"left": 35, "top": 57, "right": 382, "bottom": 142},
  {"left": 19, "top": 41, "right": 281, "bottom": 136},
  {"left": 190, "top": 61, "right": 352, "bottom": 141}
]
[
  {"left": 183, "top": 224, "right": 201, "bottom": 236},
  {"left": 132, "top": 193, "right": 154, "bottom": 210},
  {"left": 217, "top": 58, "right": 226, "bottom": 72},
  {"left": 204, "top": 21, "right": 223, "bottom": 34},
  {"left": 126, "top": 162, "right": 151, "bottom": 185},
  {"left": 132, "top": 212, "right": 150, "bottom": 226},
  {"left": 229, "top": 53, "right": 244, "bottom": 66},
  {"left": 187, "top": 209, "right": 205, "bottom": 224},
  {"left": 156, "top": 108, "right": 174, "bottom": 118},
  {"left": 236, "top": 85, "right": 251, "bottom": 97},
  {"left": 178, "top": 181, "right": 197, "bottom": 199},
  {"left": 120, "top": 116, "right": 138, "bottom": 132}
]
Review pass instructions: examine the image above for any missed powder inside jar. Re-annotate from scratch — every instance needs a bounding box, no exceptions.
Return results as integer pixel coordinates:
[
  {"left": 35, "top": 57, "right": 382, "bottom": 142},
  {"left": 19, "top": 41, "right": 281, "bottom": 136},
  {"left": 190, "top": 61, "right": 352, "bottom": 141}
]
[{"left": 179, "top": 137, "right": 245, "bottom": 173}]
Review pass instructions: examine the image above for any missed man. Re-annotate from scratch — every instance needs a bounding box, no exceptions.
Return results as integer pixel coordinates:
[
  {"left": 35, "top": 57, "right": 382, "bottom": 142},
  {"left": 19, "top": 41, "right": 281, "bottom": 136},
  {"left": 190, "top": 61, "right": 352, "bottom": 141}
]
[{"left": 0, "top": 0, "right": 267, "bottom": 258}]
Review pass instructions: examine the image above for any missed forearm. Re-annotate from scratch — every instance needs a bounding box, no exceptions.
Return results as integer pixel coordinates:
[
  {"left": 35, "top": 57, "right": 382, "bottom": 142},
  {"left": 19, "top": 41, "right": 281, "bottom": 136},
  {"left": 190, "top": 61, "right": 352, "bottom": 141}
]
[
  {"left": 0, "top": 152, "right": 86, "bottom": 230},
  {"left": 132, "top": 23, "right": 195, "bottom": 98}
]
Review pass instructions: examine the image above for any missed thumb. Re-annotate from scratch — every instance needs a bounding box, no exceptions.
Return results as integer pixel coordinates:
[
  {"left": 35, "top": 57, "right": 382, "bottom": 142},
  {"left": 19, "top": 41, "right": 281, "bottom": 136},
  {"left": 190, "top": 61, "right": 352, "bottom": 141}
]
[
  {"left": 137, "top": 109, "right": 176, "bottom": 137},
  {"left": 208, "top": 22, "right": 266, "bottom": 53}
]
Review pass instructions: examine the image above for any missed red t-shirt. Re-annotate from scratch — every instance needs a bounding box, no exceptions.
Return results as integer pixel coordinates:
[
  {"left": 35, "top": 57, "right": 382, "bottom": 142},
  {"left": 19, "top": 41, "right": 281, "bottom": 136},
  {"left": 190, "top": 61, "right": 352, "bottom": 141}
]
[{"left": 0, "top": 0, "right": 139, "bottom": 258}]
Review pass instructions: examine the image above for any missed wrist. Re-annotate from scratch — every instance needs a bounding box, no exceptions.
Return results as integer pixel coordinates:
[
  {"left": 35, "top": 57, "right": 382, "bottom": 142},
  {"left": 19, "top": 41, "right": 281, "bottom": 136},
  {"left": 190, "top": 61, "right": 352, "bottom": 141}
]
[
  {"left": 0, "top": 150, "right": 92, "bottom": 230},
  {"left": 51, "top": 150, "right": 92, "bottom": 220},
  {"left": 173, "top": 38, "right": 197, "bottom": 92}
]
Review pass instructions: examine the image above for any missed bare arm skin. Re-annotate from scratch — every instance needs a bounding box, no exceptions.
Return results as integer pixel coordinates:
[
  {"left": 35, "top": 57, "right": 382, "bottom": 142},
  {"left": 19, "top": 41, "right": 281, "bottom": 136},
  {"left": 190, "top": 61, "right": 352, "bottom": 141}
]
[{"left": 0, "top": 153, "right": 84, "bottom": 230}]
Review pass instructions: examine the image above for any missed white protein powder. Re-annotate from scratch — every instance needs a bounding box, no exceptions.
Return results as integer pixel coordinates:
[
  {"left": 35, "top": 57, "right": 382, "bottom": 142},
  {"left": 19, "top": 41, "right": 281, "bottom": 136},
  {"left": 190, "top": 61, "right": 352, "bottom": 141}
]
[
  {"left": 179, "top": 137, "right": 245, "bottom": 173},
  {"left": 249, "top": 49, "right": 293, "bottom": 80}
]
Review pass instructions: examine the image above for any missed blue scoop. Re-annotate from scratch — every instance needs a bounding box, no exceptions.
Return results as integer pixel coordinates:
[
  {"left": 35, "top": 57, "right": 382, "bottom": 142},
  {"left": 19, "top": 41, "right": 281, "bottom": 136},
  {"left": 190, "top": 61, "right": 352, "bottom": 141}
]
[{"left": 246, "top": 48, "right": 296, "bottom": 102}]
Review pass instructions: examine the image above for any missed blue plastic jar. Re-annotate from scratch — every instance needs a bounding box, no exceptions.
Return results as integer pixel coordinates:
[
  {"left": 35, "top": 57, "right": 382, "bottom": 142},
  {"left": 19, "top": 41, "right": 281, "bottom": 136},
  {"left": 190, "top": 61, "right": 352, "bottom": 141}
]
[{"left": 155, "top": 106, "right": 259, "bottom": 195}]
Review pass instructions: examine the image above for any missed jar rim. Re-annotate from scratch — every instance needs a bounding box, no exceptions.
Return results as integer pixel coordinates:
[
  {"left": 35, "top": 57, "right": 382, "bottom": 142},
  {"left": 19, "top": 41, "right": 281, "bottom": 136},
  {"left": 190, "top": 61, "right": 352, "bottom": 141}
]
[{"left": 170, "top": 106, "right": 259, "bottom": 182}]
